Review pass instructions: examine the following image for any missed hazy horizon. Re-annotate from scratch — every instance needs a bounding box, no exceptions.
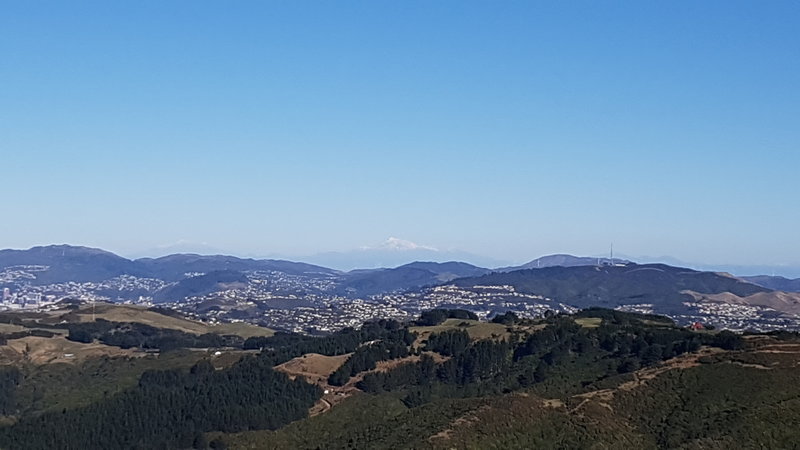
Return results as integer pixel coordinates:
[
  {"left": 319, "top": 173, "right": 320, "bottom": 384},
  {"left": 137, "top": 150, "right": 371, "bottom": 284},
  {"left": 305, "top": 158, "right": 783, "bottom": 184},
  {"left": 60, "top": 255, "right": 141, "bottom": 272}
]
[
  {"left": 3, "top": 240, "right": 800, "bottom": 279},
  {"left": 3, "top": 2, "right": 799, "bottom": 269}
]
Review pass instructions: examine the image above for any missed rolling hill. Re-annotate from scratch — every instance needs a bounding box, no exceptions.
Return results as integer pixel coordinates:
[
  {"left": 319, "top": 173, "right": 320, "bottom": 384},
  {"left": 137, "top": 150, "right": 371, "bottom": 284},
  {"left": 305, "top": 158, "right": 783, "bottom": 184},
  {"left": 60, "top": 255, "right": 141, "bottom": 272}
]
[
  {"left": 452, "top": 263, "right": 777, "bottom": 314},
  {"left": 0, "top": 245, "right": 147, "bottom": 284},
  {"left": 0, "top": 245, "right": 339, "bottom": 286},
  {"left": 336, "top": 261, "right": 491, "bottom": 297},
  {"left": 741, "top": 275, "right": 800, "bottom": 293},
  {"left": 499, "top": 253, "right": 632, "bottom": 272},
  {"left": 1, "top": 305, "right": 799, "bottom": 449},
  {"left": 136, "top": 253, "right": 339, "bottom": 281},
  {"left": 208, "top": 310, "right": 800, "bottom": 449},
  {"left": 4, "top": 245, "right": 800, "bottom": 329},
  {"left": 152, "top": 270, "right": 250, "bottom": 303}
]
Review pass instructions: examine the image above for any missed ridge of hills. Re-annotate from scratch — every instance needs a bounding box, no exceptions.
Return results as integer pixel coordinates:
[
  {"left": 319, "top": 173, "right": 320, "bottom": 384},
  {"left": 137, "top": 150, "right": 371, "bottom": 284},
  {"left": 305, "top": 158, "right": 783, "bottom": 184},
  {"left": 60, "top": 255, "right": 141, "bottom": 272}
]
[
  {"left": 0, "top": 245, "right": 339, "bottom": 285},
  {"left": 498, "top": 253, "right": 632, "bottom": 271},
  {"left": 3, "top": 245, "right": 800, "bottom": 332},
  {"left": 152, "top": 270, "right": 250, "bottom": 304},
  {"left": 741, "top": 275, "right": 800, "bottom": 293},
  {"left": 135, "top": 253, "right": 339, "bottom": 281},
  {"left": 0, "top": 306, "right": 798, "bottom": 449},
  {"left": 333, "top": 261, "right": 492, "bottom": 297},
  {"left": 0, "top": 245, "right": 149, "bottom": 284},
  {"left": 452, "top": 263, "right": 771, "bottom": 314},
  {"left": 0, "top": 245, "right": 497, "bottom": 300}
]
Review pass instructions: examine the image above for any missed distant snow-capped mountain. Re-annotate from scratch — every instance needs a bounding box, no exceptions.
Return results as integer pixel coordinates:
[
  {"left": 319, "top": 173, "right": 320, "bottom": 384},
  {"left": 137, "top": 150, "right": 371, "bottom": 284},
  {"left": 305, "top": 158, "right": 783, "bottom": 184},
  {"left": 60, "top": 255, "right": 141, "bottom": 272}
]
[
  {"left": 362, "top": 237, "right": 438, "bottom": 252},
  {"left": 305, "top": 237, "right": 508, "bottom": 271}
]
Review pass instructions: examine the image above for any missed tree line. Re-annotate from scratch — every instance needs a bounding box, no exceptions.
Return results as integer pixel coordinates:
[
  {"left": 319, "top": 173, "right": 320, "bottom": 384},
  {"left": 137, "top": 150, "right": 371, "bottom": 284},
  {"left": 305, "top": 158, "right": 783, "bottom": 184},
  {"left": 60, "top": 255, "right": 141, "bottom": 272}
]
[
  {"left": 358, "top": 310, "right": 745, "bottom": 405},
  {"left": 328, "top": 340, "right": 411, "bottom": 386},
  {"left": 0, "top": 356, "right": 320, "bottom": 449},
  {"left": 66, "top": 319, "right": 236, "bottom": 351},
  {"left": 416, "top": 309, "right": 479, "bottom": 326}
]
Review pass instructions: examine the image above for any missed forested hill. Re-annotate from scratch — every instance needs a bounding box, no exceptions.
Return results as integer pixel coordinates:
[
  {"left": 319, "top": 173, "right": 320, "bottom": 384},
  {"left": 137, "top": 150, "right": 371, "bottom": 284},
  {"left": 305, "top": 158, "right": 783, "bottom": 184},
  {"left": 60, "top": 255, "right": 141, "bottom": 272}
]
[
  {"left": 0, "top": 245, "right": 338, "bottom": 286},
  {"left": 221, "top": 310, "right": 800, "bottom": 449},
  {"left": 3, "top": 307, "right": 799, "bottom": 449},
  {"left": 452, "top": 263, "right": 770, "bottom": 313}
]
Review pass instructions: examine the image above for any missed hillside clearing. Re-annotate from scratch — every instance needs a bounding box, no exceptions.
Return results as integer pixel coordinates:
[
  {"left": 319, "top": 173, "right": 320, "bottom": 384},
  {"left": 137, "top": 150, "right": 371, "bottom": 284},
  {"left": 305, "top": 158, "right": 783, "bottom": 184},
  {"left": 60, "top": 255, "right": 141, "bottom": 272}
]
[
  {"left": 209, "top": 321, "right": 275, "bottom": 339},
  {"left": 410, "top": 319, "right": 511, "bottom": 345},
  {"left": 274, "top": 353, "right": 351, "bottom": 384},
  {"left": 0, "top": 336, "right": 141, "bottom": 365},
  {"left": 575, "top": 317, "right": 602, "bottom": 328},
  {"left": 64, "top": 304, "right": 274, "bottom": 337}
]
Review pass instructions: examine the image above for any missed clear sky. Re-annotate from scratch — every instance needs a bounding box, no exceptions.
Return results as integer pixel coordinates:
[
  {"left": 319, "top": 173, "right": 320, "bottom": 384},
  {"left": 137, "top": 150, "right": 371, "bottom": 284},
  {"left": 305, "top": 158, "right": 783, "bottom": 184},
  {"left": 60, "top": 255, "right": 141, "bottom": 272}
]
[{"left": 2, "top": 1, "right": 799, "bottom": 267}]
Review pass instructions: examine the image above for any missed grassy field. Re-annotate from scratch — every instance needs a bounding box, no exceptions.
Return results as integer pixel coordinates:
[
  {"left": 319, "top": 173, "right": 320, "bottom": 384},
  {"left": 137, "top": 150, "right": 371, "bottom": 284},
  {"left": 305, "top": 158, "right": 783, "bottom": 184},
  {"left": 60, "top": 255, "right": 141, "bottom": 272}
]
[
  {"left": 0, "top": 336, "right": 140, "bottom": 365},
  {"left": 0, "top": 304, "right": 272, "bottom": 368},
  {"left": 410, "top": 319, "right": 511, "bottom": 346},
  {"left": 0, "top": 324, "right": 27, "bottom": 334},
  {"left": 274, "top": 353, "right": 351, "bottom": 384},
  {"left": 209, "top": 321, "right": 275, "bottom": 339},
  {"left": 410, "top": 318, "right": 546, "bottom": 347},
  {"left": 575, "top": 317, "right": 602, "bottom": 328},
  {"left": 65, "top": 303, "right": 274, "bottom": 337}
]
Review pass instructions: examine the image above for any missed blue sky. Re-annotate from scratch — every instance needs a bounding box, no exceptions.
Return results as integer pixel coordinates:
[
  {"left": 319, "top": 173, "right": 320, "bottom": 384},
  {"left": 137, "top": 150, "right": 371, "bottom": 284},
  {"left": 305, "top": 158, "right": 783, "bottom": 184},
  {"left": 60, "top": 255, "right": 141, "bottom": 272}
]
[{"left": 2, "top": 1, "right": 799, "bottom": 267}]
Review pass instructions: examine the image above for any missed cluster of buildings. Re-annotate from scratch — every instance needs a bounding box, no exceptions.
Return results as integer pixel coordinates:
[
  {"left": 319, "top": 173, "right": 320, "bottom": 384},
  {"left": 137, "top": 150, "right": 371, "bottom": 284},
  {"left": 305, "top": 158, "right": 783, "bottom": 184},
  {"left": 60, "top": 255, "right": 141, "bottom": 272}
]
[
  {"left": 2, "top": 264, "right": 798, "bottom": 334},
  {"left": 0, "top": 265, "right": 169, "bottom": 310},
  {"left": 167, "top": 282, "right": 584, "bottom": 334},
  {"left": 0, "top": 265, "right": 48, "bottom": 283},
  {"left": 1, "top": 286, "right": 54, "bottom": 309},
  {"left": 676, "top": 301, "right": 799, "bottom": 332}
]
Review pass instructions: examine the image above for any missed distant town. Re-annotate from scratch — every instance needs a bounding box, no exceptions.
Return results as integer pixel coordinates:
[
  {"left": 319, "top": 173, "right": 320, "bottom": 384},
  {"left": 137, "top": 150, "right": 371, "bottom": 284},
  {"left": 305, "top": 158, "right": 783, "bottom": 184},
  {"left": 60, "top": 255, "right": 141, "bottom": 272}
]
[{"left": 3, "top": 262, "right": 798, "bottom": 334}]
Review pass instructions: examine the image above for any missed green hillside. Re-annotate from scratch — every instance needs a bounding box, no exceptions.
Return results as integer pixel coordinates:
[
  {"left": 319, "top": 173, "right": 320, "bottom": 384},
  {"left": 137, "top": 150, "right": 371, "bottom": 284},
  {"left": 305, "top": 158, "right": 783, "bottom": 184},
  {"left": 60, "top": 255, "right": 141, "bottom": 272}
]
[
  {"left": 221, "top": 328, "right": 800, "bottom": 449},
  {"left": 0, "top": 308, "right": 798, "bottom": 449}
]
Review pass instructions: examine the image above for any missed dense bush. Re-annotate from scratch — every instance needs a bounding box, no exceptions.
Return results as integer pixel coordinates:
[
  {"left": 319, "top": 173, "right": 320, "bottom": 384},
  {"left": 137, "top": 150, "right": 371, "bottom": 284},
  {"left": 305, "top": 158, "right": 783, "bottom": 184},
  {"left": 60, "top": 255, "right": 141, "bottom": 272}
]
[
  {"left": 66, "top": 319, "right": 228, "bottom": 350},
  {"left": 491, "top": 311, "right": 519, "bottom": 325},
  {"left": 252, "top": 320, "right": 415, "bottom": 367},
  {"left": 416, "top": 309, "right": 478, "bottom": 326},
  {"left": 328, "top": 340, "right": 410, "bottom": 386},
  {"left": 425, "top": 329, "right": 470, "bottom": 356},
  {"left": 362, "top": 308, "right": 736, "bottom": 404},
  {"left": 0, "top": 367, "right": 21, "bottom": 415},
  {"left": 0, "top": 356, "right": 320, "bottom": 450}
]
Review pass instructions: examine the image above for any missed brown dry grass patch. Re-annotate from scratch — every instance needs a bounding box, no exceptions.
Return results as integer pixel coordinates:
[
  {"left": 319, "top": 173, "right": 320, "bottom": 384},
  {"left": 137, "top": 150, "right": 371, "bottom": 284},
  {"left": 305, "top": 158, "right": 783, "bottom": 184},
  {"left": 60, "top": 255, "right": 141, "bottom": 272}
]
[
  {"left": 274, "top": 353, "right": 351, "bottom": 384},
  {"left": 1, "top": 336, "right": 141, "bottom": 365}
]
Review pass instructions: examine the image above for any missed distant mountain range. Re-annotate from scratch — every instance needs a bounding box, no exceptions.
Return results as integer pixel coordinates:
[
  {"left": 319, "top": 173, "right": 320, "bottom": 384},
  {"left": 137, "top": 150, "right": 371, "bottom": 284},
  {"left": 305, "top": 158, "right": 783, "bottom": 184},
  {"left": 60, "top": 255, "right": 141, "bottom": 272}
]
[
  {"left": 2, "top": 245, "right": 800, "bottom": 319},
  {"left": 0, "top": 245, "right": 337, "bottom": 286},
  {"left": 0, "top": 245, "right": 496, "bottom": 302},
  {"left": 333, "top": 261, "right": 492, "bottom": 297},
  {"left": 741, "top": 275, "right": 800, "bottom": 293},
  {"left": 498, "top": 254, "right": 632, "bottom": 272},
  {"left": 0, "top": 245, "right": 150, "bottom": 284},
  {"left": 134, "top": 253, "right": 338, "bottom": 281}
]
